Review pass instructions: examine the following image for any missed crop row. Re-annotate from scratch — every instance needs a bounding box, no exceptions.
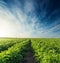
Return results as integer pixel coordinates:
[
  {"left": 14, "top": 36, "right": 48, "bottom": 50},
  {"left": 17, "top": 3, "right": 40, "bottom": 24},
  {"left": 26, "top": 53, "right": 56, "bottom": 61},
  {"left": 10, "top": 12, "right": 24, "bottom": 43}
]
[
  {"left": 0, "top": 40, "right": 29, "bottom": 63},
  {"left": 0, "top": 38, "right": 26, "bottom": 52},
  {"left": 31, "top": 38, "right": 60, "bottom": 63}
]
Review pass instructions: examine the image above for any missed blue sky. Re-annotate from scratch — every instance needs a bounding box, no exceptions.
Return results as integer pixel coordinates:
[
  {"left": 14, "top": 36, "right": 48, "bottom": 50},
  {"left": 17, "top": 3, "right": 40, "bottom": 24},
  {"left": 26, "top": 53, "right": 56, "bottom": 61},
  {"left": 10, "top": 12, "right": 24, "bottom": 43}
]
[{"left": 0, "top": 0, "right": 60, "bottom": 38}]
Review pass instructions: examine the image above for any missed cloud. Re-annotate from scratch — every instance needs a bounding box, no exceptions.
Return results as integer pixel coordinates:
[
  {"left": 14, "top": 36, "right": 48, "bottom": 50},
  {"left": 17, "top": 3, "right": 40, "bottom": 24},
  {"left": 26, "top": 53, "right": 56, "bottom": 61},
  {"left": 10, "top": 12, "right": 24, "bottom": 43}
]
[
  {"left": 0, "top": 0, "right": 37, "bottom": 37},
  {"left": 24, "top": 0, "right": 34, "bottom": 14},
  {"left": 0, "top": 0, "right": 60, "bottom": 38}
]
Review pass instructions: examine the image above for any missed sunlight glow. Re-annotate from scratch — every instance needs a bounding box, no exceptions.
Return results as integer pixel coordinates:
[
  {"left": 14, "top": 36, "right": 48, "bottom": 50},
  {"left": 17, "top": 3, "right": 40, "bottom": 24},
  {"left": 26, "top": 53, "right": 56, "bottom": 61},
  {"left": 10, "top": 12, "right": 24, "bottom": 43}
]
[{"left": 0, "top": 18, "right": 11, "bottom": 37}]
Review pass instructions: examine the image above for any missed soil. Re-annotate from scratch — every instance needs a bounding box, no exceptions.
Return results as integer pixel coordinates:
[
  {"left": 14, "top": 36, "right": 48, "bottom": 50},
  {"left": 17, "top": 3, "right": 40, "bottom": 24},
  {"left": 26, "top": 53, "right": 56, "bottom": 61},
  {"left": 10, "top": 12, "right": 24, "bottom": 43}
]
[
  {"left": 23, "top": 51, "right": 36, "bottom": 63},
  {"left": 23, "top": 41, "right": 36, "bottom": 63}
]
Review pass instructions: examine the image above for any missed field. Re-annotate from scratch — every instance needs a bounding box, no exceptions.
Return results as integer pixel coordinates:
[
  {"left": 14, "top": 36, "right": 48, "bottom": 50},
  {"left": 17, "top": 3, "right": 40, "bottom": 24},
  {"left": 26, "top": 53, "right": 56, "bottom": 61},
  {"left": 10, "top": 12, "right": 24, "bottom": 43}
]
[{"left": 0, "top": 38, "right": 60, "bottom": 63}]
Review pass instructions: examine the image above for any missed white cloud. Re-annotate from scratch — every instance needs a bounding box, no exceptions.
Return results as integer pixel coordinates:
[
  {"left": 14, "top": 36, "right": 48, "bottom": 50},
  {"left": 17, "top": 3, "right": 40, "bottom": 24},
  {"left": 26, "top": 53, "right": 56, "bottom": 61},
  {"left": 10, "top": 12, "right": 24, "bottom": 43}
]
[
  {"left": 24, "top": 0, "right": 34, "bottom": 13},
  {"left": 0, "top": 0, "right": 60, "bottom": 38}
]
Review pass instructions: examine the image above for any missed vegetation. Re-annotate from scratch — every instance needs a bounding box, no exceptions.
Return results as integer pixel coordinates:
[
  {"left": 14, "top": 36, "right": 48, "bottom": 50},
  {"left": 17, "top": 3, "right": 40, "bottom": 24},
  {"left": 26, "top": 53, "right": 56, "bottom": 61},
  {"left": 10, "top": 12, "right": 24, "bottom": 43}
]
[
  {"left": 0, "top": 38, "right": 60, "bottom": 63},
  {"left": 0, "top": 38, "right": 26, "bottom": 52},
  {"left": 0, "top": 39, "right": 29, "bottom": 63},
  {"left": 31, "top": 38, "right": 60, "bottom": 63}
]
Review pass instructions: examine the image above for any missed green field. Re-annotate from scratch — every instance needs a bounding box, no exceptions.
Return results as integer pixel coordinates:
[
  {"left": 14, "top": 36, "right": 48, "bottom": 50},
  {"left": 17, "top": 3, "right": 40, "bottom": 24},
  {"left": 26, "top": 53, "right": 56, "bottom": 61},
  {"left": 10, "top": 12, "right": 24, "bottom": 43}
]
[{"left": 0, "top": 38, "right": 60, "bottom": 63}]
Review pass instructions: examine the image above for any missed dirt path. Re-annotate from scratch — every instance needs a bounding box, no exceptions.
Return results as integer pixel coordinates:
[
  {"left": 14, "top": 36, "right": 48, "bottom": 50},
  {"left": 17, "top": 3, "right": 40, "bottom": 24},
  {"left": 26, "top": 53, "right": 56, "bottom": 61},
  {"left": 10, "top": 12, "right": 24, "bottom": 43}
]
[
  {"left": 23, "top": 51, "right": 36, "bottom": 63},
  {"left": 23, "top": 41, "right": 36, "bottom": 63}
]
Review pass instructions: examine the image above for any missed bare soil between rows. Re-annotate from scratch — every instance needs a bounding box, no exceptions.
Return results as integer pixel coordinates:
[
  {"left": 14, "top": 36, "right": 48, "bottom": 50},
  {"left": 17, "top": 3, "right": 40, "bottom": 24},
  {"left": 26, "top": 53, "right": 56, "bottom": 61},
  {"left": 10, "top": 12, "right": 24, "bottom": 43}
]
[
  {"left": 23, "top": 51, "right": 36, "bottom": 63},
  {"left": 23, "top": 41, "right": 36, "bottom": 63}
]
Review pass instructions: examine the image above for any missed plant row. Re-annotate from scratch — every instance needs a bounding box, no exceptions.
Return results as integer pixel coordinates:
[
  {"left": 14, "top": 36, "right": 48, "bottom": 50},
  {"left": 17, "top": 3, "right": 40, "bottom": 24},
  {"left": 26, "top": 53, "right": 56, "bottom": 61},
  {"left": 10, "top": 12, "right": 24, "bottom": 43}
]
[
  {"left": 0, "top": 40, "right": 29, "bottom": 63},
  {"left": 0, "top": 38, "right": 26, "bottom": 52},
  {"left": 31, "top": 38, "right": 60, "bottom": 63}
]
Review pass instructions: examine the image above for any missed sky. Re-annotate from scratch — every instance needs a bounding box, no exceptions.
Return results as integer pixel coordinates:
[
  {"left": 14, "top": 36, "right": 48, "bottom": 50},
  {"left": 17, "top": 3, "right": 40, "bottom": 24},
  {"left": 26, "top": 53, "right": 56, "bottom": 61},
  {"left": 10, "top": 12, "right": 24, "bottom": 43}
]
[{"left": 0, "top": 0, "right": 60, "bottom": 38}]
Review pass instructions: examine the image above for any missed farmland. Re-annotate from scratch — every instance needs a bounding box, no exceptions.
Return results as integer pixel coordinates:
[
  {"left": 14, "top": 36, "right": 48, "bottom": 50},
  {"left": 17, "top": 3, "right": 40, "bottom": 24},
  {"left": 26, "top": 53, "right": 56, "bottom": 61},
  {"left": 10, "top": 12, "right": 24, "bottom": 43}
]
[{"left": 0, "top": 38, "right": 60, "bottom": 63}]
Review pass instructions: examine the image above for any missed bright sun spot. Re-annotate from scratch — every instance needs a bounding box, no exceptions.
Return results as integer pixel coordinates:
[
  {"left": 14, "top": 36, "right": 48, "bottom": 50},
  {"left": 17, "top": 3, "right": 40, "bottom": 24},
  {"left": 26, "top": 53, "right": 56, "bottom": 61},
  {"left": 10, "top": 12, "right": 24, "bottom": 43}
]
[{"left": 0, "top": 18, "right": 11, "bottom": 37}]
